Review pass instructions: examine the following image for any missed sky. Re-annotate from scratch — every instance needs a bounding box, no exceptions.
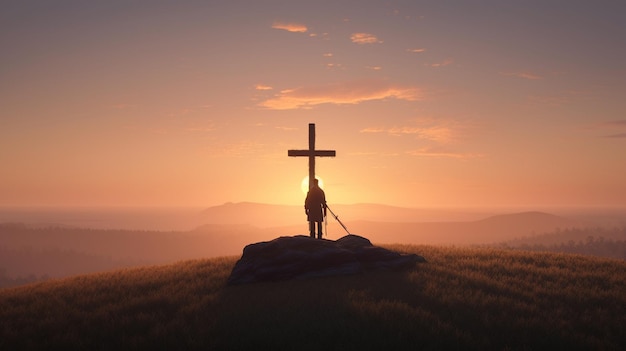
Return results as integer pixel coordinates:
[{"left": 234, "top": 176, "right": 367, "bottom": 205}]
[{"left": 1, "top": 0, "right": 626, "bottom": 208}]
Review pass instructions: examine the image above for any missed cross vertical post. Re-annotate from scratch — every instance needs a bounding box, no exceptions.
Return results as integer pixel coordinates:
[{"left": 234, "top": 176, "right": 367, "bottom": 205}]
[
  {"left": 288, "top": 123, "right": 336, "bottom": 190},
  {"left": 308, "top": 124, "right": 315, "bottom": 190}
]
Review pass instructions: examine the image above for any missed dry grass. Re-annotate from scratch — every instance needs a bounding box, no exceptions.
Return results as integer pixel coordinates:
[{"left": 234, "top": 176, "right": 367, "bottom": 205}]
[{"left": 1, "top": 245, "right": 625, "bottom": 350}]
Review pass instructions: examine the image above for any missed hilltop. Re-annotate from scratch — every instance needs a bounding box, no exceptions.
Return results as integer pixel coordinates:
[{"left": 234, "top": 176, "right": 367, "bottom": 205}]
[{"left": 1, "top": 244, "right": 624, "bottom": 350}]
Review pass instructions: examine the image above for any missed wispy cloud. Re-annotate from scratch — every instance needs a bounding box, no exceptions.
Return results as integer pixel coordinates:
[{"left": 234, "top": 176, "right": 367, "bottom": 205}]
[
  {"left": 601, "top": 119, "right": 626, "bottom": 127},
  {"left": 597, "top": 119, "right": 626, "bottom": 138},
  {"left": 406, "top": 147, "right": 483, "bottom": 159},
  {"left": 255, "top": 84, "right": 273, "bottom": 90},
  {"left": 326, "top": 63, "right": 344, "bottom": 69},
  {"left": 603, "top": 133, "right": 626, "bottom": 139},
  {"left": 350, "top": 33, "right": 383, "bottom": 44},
  {"left": 258, "top": 80, "right": 422, "bottom": 110},
  {"left": 309, "top": 32, "right": 330, "bottom": 40},
  {"left": 360, "top": 119, "right": 458, "bottom": 144},
  {"left": 348, "top": 151, "right": 401, "bottom": 157},
  {"left": 275, "top": 126, "right": 298, "bottom": 131},
  {"left": 501, "top": 71, "right": 543, "bottom": 80},
  {"left": 407, "top": 48, "right": 426, "bottom": 53},
  {"left": 272, "top": 22, "right": 307, "bottom": 33},
  {"left": 359, "top": 118, "right": 481, "bottom": 158},
  {"left": 323, "top": 53, "right": 340, "bottom": 69},
  {"left": 428, "top": 58, "right": 453, "bottom": 68},
  {"left": 529, "top": 89, "right": 598, "bottom": 108},
  {"left": 359, "top": 127, "right": 386, "bottom": 133}
]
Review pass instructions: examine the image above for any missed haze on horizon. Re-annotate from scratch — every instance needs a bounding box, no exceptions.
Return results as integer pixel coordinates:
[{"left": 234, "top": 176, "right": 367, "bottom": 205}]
[{"left": 2, "top": 1, "right": 625, "bottom": 209}]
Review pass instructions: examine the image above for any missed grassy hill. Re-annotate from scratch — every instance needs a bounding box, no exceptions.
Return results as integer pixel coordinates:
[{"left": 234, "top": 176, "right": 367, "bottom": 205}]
[{"left": 1, "top": 245, "right": 625, "bottom": 350}]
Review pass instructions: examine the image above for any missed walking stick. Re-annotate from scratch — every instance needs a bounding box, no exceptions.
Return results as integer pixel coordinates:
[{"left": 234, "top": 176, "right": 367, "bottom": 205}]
[{"left": 325, "top": 204, "right": 351, "bottom": 235}]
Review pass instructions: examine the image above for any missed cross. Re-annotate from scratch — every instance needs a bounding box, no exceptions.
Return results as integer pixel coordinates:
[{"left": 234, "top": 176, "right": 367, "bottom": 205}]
[{"left": 288, "top": 123, "right": 336, "bottom": 190}]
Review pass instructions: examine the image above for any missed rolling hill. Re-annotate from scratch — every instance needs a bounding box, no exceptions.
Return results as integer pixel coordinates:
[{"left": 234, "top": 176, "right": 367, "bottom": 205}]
[
  {"left": 1, "top": 245, "right": 624, "bottom": 350},
  {"left": 0, "top": 209, "right": 590, "bottom": 287}
]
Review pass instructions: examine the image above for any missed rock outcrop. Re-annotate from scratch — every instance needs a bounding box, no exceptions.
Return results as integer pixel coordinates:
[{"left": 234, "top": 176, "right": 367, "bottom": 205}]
[{"left": 227, "top": 234, "right": 426, "bottom": 285}]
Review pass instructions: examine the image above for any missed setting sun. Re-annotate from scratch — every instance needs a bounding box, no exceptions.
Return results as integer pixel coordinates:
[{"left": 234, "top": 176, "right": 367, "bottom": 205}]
[{"left": 301, "top": 176, "right": 324, "bottom": 194}]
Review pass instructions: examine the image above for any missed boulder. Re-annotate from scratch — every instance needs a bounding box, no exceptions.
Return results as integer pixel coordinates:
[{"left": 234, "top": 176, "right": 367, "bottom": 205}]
[{"left": 227, "top": 234, "right": 426, "bottom": 285}]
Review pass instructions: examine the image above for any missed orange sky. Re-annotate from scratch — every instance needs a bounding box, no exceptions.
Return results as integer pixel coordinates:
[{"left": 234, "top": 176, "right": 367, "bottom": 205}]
[{"left": 1, "top": 1, "right": 626, "bottom": 208}]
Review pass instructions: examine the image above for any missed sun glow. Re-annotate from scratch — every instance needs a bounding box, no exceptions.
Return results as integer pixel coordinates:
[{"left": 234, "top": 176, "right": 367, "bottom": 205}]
[{"left": 301, "top": 176, "right": 324, "bottom": 194}]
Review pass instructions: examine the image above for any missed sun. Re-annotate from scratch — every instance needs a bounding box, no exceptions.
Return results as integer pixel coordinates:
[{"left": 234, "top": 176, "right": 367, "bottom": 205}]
[{"left": 300, "top": 176, "right": 324, "bottom": 194}]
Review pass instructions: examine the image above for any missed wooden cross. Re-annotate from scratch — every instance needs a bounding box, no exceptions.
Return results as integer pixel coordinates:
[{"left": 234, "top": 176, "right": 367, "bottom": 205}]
[{"left": 288, "top": 123, "right": 336, "bottom": 190}]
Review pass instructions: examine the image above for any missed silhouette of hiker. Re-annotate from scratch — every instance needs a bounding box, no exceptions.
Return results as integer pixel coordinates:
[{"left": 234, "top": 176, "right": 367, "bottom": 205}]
[{"left": 305, "top": 178, "right": 327, "bottom": 239}]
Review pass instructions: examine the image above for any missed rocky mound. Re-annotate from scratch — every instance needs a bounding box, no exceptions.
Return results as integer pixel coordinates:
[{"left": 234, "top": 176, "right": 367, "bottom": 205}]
[{"left": 228, "top": 234, "right": 426, "bottom": 285}]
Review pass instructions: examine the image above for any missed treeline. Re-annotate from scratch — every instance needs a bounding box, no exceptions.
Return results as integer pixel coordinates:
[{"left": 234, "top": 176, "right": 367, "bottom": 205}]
[{"left": 497, "top": 227, "right": 626, "bottom": 260}]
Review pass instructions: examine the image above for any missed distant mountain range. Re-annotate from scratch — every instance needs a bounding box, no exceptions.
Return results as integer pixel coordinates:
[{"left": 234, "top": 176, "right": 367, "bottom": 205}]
[
  {"left": 198, "top": 203, "right": 583, "bottom": 245},
  {"left": 1, "top": 203, "right": 620, "bottom": 286},
  {"left": 344, "top": 211, "right": 583, "bottom": 245},
  {"left": 198, "top": 202, "right": 496, "bottom": 227},
  {"left": 2, "top": 202, "right": 621, "bottom": 232}
]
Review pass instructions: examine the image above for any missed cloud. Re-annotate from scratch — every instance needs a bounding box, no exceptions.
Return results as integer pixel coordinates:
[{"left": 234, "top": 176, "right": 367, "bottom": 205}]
[
  {"left": 360, "top": 120, "right": 457, "bottom": 144},
  {"left": 350, "top": 33, "right": 382, "bottom": 44},
  {"left": 601, "top": 119, "right": 626, "bottom": 127},
  {"left": 348, "top": 151, "right": 400, "bottom": 157},
  {"left": 406, "top": 147, "right": 483, "bottom": 159},
  {"left": 530, "top": 89, "right": 599, "bottom": 107},
  {"left": 326, "top": 63, "right": 344, "bottom": 69},
  {"left": 275, "top": 126, "right": 298, "bottom": 131},
  {"left": 359, "top": 127, "right": 386, "bottom": 133},
  {"left": 272, "top": 22, "right": 307, "bottom": 33},
  {"left": 310, "top": 32, "right": 330, "bottom": 40},
  {"left": 209, "top": 142, "right": 266, "bottom": 158},
  {"left": 598, "top": 119, "right": 626, "bottom": 138},
  {"left": 501, "top": 71, "right": 543, "bottom": 80},
  {"left": 603, "top": 133, "right": 626, "bottom": 139},
  {"left": 258, "top": 80, "right": 422, "bottom": 110},
  {"left": 407, "top": 48, "right": 426, "bottom": 53},
  {"left": 428, "top": 59, "right": 454, "bottom": 68},
  {"left": 392, "top": 126, "right": 454, "bottom": 143},
  {"left": 255, "top": 84, "right": 273, "bottom": 90}
]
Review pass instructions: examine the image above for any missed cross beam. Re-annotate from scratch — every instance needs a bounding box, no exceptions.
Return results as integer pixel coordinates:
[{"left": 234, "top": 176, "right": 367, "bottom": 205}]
[{"left": 288, "top": 123, "right": 336, "bottom": 190}]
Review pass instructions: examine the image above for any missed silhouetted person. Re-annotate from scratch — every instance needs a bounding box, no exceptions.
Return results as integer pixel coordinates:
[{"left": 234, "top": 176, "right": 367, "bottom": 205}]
[{"left": 305, "top": 178, "right": 327, "bottom": 239}]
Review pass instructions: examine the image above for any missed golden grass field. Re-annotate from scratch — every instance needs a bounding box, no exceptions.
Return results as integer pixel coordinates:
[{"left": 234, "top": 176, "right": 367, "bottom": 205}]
[{"left": 1, "top": 245, "right": 625, "bottom": 350}]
